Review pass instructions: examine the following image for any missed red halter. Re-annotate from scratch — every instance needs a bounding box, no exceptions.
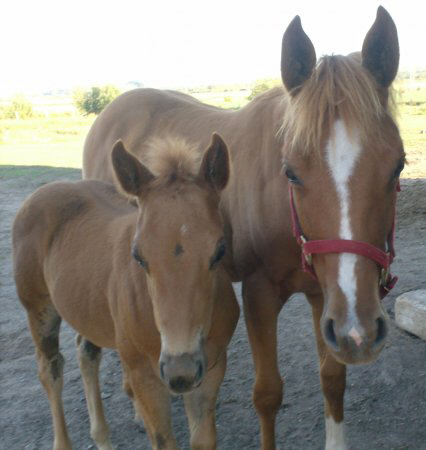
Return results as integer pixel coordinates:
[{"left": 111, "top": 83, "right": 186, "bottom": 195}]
[{"left": 288, "top": 184, "right": 399, "bottom": 299}]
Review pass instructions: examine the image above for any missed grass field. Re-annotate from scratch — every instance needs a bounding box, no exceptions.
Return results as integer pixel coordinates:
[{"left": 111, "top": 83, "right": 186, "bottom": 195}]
[{"left": 0, "top": 78, "right": 425, "bottom": 177}]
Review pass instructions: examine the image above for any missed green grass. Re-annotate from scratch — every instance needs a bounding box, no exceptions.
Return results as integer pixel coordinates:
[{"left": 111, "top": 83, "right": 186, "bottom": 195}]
[
  {"left": 0, "top": 165, "right": 81, "bottom": 180},
  {"left": 0, "top": 115, "right": 94, "bottom": 168}
]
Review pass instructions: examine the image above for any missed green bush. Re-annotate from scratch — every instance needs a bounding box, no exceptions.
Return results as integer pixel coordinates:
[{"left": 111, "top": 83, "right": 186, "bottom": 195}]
[
  {"left": 74, "top": 85, "right": 121, "bottom": 115},
  {"left": 4, "top": 95, "right": 34, "bottom": 119}
]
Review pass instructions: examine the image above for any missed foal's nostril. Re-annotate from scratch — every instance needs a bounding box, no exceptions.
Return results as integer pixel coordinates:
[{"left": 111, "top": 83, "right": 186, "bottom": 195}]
[
  {"left": 374, "top": 317, "right": 388, "bottom": 347},
  {"left": 324, "top": 318, "right": 339, "bottom": 350}
]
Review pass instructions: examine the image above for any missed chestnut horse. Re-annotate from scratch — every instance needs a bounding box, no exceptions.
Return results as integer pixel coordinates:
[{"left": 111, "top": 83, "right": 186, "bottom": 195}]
[
  {"left": 83, "top": 7, "right": 403, "bottom": 449},
  {"left": 13, "top": 135, "right": 239, "bottom": 449}
]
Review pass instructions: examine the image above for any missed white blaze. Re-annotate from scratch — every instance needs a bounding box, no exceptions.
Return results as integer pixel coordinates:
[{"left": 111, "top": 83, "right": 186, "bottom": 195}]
[{"left": 326, "top": 120, "right": 362, "bottom": 327}]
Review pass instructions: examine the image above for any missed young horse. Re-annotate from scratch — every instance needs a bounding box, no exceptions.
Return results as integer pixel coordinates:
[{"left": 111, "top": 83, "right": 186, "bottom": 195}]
[
  {"left": 82, "top": 7, "right": 403, "bottom": 449},
  {"left": 13, "top": 134, "right": 239, "bottom": 450}
]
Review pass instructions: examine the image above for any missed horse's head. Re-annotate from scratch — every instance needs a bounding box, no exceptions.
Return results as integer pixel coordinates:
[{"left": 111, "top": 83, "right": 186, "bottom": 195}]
[
  {"left": 281, "top": 7, "right": 404, "bottom": 364},
  {"left": 112, "top": 133, "right": 230, "bottom": 393}
]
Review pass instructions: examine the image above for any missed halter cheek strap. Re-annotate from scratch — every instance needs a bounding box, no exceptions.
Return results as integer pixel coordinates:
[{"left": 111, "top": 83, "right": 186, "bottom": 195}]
[{"left": 289, "top": 183, "right": 399, "bottom": 299}]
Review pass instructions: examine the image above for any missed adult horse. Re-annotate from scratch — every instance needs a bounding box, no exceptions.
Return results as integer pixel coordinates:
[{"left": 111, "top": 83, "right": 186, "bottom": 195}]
[
  {"left": 83, "top": 7, "right": 403, "bottom": 449},
  {"left": 13, "top": 135, "right": 239, "bottom": 449}
]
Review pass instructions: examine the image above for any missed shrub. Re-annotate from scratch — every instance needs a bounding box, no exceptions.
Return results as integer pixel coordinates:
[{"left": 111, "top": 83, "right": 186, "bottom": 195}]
[
  {"left": 5, "top": 95, "right": 34, "bottom": 119},
  {"left": 74, "top": 85, "right": 121, "bottom": 115}
]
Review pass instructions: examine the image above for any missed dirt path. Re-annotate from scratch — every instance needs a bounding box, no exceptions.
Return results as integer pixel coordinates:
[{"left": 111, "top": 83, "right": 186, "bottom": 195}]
[{"left": 1, "top": 166, "right": 425, "bottom": 450}]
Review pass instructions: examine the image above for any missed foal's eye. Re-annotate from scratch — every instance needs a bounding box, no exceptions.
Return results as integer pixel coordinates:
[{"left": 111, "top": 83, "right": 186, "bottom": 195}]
[
  {"left": 132, "top": 247, "right": 148, "bottom": 271},
  {"left": 209, "top": 238, "right": 226, "bottom": 270},
  {"left": 284, "top": 166, "right": 301, "bottom": 185}
]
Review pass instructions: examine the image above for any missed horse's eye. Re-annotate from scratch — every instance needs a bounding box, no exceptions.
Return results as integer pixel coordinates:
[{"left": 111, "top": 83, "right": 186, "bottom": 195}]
[
  {"left": 284, "top": 166, "right": 301, "bottom": 185},
  {"left": 132, "top": 247, "right": 149, "bottom": 272},
  {"left": 209, "top": 238, "right": 226, "bottom": 270}
]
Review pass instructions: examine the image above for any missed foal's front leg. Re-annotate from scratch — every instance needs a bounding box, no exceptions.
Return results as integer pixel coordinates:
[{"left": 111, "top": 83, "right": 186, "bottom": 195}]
[
  {"left": 76, "top": 335, "right": 113, "bottom": 450},
  {"left": 183, "top": 351, "right": 227, "bottom": 449},
  {"left": 307, "top": 294, "right": 347, "bottom": 450},
  {"left": 122, "top": 354, "right": 178, "bottom": 450},
  {"left": 242, "top": 273, "right": 284, "bottom": 450}
]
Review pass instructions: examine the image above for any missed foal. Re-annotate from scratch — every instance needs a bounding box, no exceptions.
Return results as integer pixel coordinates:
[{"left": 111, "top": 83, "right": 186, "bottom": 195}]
[{"left": 13, "top": 134, "right": 239, "bottom": 449}]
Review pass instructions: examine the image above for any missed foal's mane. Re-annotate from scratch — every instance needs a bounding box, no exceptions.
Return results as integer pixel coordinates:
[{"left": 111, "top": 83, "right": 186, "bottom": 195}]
[
  {"left": 143, "top": 136, "right": 201, "bottom": 185},
  {"left": 281, "top": 54, "right": 393, "bottom": 153}
]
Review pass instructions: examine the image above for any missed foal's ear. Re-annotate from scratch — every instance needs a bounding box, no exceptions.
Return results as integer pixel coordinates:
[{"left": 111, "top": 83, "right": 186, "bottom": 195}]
[
  {"left": 198, "top": 133, "right": 230, "bottom": 193},
  {"left": 281, "top": 15, "right": 316, "bottom": 95},
  {"left": 362, "top": 6, "right": 399, "bottom": 88},
  {"left": 111, "top": 140, "right": 154, "bottom": 196}
]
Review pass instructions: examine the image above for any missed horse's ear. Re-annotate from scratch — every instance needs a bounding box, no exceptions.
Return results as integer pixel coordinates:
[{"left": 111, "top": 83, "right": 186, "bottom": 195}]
[
  {"left": 111, "top": 140, "right": 154, "bottom": 196},
  {"left": 198, "top": 133, "right": 230, "bottom": 193},
  {"left": 362, "top": 6, "right": 399, "bottom": 88},
  {"left": 281, "top": 15, "right": 316, "bottom": 95}
]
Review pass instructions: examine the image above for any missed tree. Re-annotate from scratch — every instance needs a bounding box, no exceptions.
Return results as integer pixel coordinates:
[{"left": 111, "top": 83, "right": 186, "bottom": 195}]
[{"left": 74, "top": 85, "right": 120, "bottom": 115}]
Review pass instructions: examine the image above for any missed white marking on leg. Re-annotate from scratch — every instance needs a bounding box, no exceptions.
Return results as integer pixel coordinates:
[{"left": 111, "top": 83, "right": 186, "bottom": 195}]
[
  {"left": 325, "top": 416, "right": 347, "bottom": 450},
  {"left": 326, "top": 120, "right": 362, "bottom": 330}
]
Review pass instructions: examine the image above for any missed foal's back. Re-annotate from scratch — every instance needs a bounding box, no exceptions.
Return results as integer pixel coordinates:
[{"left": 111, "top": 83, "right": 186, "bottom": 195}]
[{"left": 13, "top": 180, "right": 136, "bottom": 347}]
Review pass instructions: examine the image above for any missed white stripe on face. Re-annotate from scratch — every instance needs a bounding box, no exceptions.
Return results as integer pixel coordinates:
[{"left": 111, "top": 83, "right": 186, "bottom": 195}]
[{"left": 326, "top": 120, "right": 362, "bottom": 329}]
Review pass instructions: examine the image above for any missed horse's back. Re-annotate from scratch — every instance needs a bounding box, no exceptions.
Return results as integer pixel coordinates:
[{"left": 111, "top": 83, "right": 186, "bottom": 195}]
[{"left": 83, "top": 88, "right": 232, "bottom": 182}]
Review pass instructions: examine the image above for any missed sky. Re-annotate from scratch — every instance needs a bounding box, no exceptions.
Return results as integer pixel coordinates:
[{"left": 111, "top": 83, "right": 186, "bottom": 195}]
[{"left": 1, "top": 0, "right": 424, "bottom": 96}]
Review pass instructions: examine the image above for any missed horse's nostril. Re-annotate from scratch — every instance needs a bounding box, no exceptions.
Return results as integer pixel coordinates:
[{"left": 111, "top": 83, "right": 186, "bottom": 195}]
[
  {"left": 159, "top": 362, "right": 166, "bottom": 380},
  {"left": 324, "top": 318, "right": 338, "bottom": 350},
  {"left": 375, "top": 317, "right": 388, "bottom": 347}
]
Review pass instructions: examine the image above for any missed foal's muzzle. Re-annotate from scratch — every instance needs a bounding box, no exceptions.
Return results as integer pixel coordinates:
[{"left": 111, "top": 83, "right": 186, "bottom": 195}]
[{"left": 159, "top": 351, "right": 206, "bottom": 394}]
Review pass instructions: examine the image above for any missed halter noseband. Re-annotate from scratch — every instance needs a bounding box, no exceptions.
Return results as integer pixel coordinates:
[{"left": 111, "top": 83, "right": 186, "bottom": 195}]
[{"left": 289, "top": 184, "right": 399, "bottom": 299}]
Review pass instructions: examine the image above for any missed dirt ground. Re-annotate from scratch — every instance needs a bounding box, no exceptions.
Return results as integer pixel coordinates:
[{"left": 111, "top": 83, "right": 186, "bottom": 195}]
[{"left": 1, "top": 167, "right": 425, "bottom": 450}]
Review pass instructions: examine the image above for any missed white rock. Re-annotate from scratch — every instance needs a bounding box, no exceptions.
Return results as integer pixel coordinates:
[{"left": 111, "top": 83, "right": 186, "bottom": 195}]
[{"left": 395, "top": 290, "right": 426, "bottom": 341}]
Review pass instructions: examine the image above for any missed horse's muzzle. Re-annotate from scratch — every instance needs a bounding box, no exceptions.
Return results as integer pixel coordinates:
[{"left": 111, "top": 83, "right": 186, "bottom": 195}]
[{"left": 321, "top": 314, "right": 388, "bottom": 364}]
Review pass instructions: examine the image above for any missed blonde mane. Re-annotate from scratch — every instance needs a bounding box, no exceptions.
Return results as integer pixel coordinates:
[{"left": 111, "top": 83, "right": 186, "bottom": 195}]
[
  {"left": 142, "top": 136, "right": 201, "bottom": 184},
  {"left": 281, "top": 54, "right": 392, "bottom": 153}
]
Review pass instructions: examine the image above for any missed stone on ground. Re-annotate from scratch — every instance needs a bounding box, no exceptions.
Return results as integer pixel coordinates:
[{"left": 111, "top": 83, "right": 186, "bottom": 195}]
[{"left": 395, "top": 290, "right": 426, "bottom": 340}]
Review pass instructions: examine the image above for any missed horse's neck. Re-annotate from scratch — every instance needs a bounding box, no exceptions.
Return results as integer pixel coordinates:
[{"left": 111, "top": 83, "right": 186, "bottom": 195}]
[
  {"left": 229, "top": 91, "right": 285, "bottom": 186},
  {"left": 220, "top": 93, "right": 295, "bottom": 279}
]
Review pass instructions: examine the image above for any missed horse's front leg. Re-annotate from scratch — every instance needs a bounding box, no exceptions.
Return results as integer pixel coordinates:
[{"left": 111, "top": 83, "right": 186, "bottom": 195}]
[
  {"left": 243, "top": 273, "right": 284, "bottom": 450},
  {"left": 307, "top": 294, "right": 347, "bottom": 450},
  {"left": 183, "top": 351, "right": 226, "bottom": 449}
]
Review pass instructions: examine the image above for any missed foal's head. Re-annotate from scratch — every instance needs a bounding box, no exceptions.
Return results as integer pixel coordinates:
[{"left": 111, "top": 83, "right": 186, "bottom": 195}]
[
  {"left": 112, "top": 134, "right": 230, "bottom": 393},
  {"left": 281, "top": 7, "right": 404, "bottom": 364}
]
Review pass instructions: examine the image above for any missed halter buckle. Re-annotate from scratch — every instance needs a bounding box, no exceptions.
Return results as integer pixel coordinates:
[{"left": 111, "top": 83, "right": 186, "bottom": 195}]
[
  {"left": 300, "top": 235, "right": 313, "bottom": 266},
  {"left": 380, "top": 267, "right": 390, "bottom": 288}
]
